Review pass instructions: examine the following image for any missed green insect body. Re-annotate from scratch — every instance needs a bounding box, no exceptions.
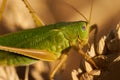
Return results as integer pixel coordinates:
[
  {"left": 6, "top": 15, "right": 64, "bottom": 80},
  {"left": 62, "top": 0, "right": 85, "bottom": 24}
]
[{"left": 0, "top": 21, "right": 89, "bottom": 65}]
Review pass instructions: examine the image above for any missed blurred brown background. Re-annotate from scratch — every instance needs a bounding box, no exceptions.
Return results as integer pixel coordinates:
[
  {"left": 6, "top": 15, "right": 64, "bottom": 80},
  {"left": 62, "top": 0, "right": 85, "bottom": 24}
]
[{"left": 0, "top": 0, "right": 120, "bottom": 80}]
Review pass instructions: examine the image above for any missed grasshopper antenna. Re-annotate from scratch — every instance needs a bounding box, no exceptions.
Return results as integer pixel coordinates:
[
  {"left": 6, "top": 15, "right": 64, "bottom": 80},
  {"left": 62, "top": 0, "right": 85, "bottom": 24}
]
[
  {"left": 88, "top": 0, "right": 93, "bottom": 24},
  {"left": 64, "top": 2, "right": 88, "bottom": 22},
  {"left": 64, "top": 0, "right": 93, "bottom": 25}
]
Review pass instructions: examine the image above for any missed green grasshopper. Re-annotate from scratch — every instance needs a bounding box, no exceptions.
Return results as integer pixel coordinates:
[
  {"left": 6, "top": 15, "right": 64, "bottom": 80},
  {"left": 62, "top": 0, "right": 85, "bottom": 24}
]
[{"left": 0, "top": 0, "right": 98, "bottom": 79}]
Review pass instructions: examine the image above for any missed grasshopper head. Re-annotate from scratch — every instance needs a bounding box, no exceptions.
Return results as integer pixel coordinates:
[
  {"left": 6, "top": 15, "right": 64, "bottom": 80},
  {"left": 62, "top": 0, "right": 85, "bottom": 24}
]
[
  {"left": 77, "top": 21, "right": 90, "bottom": 47},
  {"left": 63, "top": 0, "right": 93, "bottom": 47}
]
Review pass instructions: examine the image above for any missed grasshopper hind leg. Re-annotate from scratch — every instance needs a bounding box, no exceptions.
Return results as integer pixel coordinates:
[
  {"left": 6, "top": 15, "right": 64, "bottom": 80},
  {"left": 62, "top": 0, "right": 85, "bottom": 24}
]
[
  {"left": 22, "top": 0, "right": 44, "bottom": 27},
  {"left": 0, "top": 0, "right": 7, "bottom": 22}
]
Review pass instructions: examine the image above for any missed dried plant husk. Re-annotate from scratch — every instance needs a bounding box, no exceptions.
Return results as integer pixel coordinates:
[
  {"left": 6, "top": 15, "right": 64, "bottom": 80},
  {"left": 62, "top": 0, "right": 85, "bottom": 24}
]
[{"left": 72, "top": 23, "right": 120, "bottom": 80}]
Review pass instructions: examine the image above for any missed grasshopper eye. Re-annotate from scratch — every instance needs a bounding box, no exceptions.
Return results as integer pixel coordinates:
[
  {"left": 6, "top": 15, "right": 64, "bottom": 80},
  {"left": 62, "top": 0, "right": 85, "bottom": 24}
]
[{"left": 82, "top": 26, "right": 86, "bottom": 31}]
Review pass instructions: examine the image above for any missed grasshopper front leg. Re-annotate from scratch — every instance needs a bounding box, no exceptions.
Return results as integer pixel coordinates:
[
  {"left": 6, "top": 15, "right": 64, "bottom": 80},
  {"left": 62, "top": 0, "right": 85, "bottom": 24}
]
[
  {"left": 78, "top": 49, "right": 98, "bottom": 69},
  {"left": 90, "top": 24, "right": 99, "bottom": 55},
  {"left": 73, "top": 46, "right": 98, "bottom": 69}
]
